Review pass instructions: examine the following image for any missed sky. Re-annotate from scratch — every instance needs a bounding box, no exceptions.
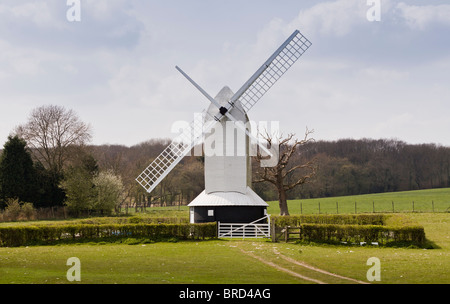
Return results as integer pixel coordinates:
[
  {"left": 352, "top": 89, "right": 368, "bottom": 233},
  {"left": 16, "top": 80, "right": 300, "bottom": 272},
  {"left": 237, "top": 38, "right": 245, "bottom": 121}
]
[{"left": 0, "top": 0, "right": 449, "bottom": 148}]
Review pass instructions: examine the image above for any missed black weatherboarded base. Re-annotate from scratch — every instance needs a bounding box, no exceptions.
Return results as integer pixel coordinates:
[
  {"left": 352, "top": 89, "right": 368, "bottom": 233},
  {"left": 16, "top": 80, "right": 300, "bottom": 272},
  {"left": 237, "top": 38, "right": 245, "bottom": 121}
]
[{"left": 191, "top": 206, "right": 267, "bottom": 224}]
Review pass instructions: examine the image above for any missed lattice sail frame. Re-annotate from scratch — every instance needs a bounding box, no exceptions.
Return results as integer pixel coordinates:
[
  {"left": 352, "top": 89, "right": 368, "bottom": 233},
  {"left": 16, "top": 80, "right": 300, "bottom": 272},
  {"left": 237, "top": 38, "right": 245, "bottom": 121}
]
[
  {"left": 230, "top": 30, "right": 312, "bottom": 113},
  {"left": 135, "top": 110, "right": 214, "bottom": 193},
  {"left": 136, "top": 30, "right": 311, "bottom": 194}
]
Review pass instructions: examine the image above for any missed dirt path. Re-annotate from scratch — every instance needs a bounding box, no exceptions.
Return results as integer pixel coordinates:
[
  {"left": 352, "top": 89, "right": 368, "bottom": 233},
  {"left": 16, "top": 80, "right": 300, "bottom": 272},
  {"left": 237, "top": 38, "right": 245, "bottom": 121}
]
[
  {"left": 238, "top": 245, "right": 369, "bottom": 284},
  {"left": 272, "top": 248, "right": 369, "bottom": 284},
  {"left": 239, "top": 248, "right": 326, "bottom": 284}
]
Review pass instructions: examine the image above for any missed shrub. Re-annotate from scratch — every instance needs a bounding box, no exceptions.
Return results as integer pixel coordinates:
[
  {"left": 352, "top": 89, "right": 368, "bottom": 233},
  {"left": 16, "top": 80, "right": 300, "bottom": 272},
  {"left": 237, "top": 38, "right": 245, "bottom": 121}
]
[
  {"left": 0, "top": 222, "right": 217, "bottom": 247},
  {"left": 60, "top": 168, "right": 124, "bottom": 216},
  {"left": 4, "top": 198, "right": 22, "bottom": 221},
  {"left": 272, "top": 214, "right": 426, "bottom": 246},
  {"left": 92, "top": 171, "right": 124, "bottom": 215},
  {"left": 0, "top": 199, "right": 36, "bottom": 221},
  {"left": 272, "top": 214, "right": 386, "bottom": 227},
  {"left": 60, "top": 167, "right": 95, "bottom": 215},
  {"left": 21, "top": 202, "right": 35, "bottom": 220},
  {"left": 296, "top": 223, "right": 425, "bottom": 245}
]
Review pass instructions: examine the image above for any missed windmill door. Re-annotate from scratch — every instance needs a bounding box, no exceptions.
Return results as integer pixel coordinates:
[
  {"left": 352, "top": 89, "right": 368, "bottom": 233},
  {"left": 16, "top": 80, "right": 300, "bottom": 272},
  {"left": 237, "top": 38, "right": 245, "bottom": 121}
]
[{"left": 190, "top": 208, "right": 195, "bottom": 224}]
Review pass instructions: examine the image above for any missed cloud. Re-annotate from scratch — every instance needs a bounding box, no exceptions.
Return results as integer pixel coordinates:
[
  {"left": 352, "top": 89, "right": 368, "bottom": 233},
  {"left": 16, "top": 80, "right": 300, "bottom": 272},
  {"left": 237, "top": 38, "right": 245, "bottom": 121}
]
[
  {"left": 0, "top": 1, "right": 65, "bottom": 29},
  {"left": 1, "top": 1, "right": 449, "bottom": 148},
  {"left": 396, "top": 2, "right": 450, "bottom": 30},
  {"left": 278, "top": 0, "right": 398, "bottom": 38},
  {"left": 374, "top": 112, "right": 414, "bottom": 134},
  {"left": 293, "top": 0, "right": 368, "bottom": 37},
  {"left": 236, "top": 1, "right": 450, "bottom": 146},
  {"left": 0, "top": 0, "right": 143, "bottom": 52},
  {"left": 357, "top": 67, "right": 410, "bottom": 83}
]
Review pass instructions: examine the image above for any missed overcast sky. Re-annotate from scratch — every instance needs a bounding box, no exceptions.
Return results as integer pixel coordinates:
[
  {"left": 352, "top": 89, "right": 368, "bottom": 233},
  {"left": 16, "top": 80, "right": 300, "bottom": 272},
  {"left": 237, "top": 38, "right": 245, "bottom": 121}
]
[{"left": 0, "top": 0, "right": 449, "bottom": 148}]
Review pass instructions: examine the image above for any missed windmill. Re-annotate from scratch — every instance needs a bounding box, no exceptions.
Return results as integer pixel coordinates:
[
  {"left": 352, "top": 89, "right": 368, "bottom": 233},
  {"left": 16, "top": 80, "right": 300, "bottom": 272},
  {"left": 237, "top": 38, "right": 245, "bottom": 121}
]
[{"left": 136, "top": 30, "right": 311, "bottom": 225}]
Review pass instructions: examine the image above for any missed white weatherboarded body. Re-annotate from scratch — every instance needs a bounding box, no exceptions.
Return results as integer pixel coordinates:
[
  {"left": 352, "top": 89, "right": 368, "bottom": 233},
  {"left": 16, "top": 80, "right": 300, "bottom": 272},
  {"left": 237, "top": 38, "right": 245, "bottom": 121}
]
[
  {"left": 188, "top": 86, "right": 268, "bottom": 219},
  {"left": 204, "top": 86, "right": 249, "bottom": 194}
]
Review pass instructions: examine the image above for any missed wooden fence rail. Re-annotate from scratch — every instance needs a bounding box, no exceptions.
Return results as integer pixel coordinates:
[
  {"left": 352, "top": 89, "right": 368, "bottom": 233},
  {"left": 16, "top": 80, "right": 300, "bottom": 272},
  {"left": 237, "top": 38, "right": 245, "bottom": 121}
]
[{"left": 295, "top": 200, "right": 449, "bottom": 214}]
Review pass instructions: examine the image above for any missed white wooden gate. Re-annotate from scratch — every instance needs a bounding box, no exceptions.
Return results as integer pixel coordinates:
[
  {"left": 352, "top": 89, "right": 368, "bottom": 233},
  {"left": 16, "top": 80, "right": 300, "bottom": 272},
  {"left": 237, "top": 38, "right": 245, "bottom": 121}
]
[{"left": 218, "top": 215, "right": 271, "bottom": 238}]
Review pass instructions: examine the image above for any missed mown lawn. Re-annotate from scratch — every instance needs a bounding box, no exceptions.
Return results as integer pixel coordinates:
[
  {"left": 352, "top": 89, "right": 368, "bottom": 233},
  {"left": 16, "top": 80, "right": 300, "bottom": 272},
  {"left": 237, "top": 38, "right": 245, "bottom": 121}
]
[
  {"left": 0, "top": 188, "right": 449, "bottom": 284},
  {"left": 0, "top": 213, "right": 448, "bottom": 284},
  {"left": 0, "top": 239, "right": 310, "bottom": 284}
]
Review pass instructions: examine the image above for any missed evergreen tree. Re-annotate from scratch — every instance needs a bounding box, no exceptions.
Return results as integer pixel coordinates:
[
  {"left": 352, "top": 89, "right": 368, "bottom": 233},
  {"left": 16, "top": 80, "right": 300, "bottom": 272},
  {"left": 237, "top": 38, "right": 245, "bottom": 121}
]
[
  {"left": 33, "top": 162, "right": 66, "bottom": 208},
  {"left": 0, "top": 136, "right": 37, "bottom": 208}
]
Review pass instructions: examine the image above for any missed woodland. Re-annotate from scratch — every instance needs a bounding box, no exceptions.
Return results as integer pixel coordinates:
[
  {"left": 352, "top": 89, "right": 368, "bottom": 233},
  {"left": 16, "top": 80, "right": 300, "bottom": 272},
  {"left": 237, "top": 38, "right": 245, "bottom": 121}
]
[{"left": 86, "top": 137, "right": 450, "bottom": 206}]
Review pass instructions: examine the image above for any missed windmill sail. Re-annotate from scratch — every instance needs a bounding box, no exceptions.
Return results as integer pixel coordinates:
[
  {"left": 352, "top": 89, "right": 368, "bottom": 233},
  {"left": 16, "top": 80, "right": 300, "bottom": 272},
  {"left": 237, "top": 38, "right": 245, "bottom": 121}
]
[
  {"left": 229, "top": 30, "right": 312, "bottom": 113},
  {"left": 136, "top": 30, "right": 311, "bottom": 194},
  {"left": 136, "top": 110, "right": 216, "bottom": 194}
]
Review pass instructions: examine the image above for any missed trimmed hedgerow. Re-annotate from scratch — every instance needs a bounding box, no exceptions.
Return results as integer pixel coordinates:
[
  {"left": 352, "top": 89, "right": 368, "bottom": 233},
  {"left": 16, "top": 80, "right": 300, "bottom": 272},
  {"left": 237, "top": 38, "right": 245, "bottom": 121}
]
[
  {"left": 272, "top": 214, "right": 386, "bottom": 227},
  {"left": 297, "top": 223, "right": 425, "bottom": 245},
  {"left": 272, "top": 214, "right": 426, "bottom": 246},
  {"left": 0, "top": 223, "right": 217, "bottom": 247}
]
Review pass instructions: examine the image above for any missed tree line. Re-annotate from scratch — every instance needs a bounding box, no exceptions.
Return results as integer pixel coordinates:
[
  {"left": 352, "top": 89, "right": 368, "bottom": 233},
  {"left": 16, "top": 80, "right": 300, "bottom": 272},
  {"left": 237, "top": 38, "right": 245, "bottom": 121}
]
[
  {"left": 289, "top": 138, "right": 450, "bottom": 199},
  {"left": 3, "top": 136, "right": 448, "bottom": 209},
  {"left": 88, "top": 137, "right": 450, "bottom": 204},
  {"left": 1, "top": 105, "right": 449, "bottom": 216}
]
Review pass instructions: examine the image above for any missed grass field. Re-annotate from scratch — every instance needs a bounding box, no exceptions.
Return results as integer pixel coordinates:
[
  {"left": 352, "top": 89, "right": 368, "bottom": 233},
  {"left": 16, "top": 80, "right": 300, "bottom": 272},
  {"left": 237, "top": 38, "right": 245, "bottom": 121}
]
[
  {"left": 0, "top": 188, "right": 449, "bottom": 284},
  {"left": 0, "top": 213, "right": 448, "bottom": 284},
  {"left": 267, "top": 188, "right": 450, "bottom": 215},
  {"left": 0, "top": 240, "right": 305, "bottom": 284}
]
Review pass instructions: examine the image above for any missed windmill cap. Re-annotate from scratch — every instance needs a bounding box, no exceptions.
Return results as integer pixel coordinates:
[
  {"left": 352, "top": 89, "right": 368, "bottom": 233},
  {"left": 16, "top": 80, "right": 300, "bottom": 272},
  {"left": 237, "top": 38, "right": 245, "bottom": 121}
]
[{"left": 188, "top": 186, "right": 268, "bottom": 207}]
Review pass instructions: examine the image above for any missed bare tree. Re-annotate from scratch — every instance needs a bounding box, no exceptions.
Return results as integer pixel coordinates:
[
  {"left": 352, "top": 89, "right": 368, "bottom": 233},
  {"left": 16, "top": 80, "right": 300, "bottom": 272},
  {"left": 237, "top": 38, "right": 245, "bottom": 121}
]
[
  {"left": 15, "top": 105, "right": 92, "bottom": 175},
  {"left": 254, "top": 129, "right": 317, "bottom": 215}
]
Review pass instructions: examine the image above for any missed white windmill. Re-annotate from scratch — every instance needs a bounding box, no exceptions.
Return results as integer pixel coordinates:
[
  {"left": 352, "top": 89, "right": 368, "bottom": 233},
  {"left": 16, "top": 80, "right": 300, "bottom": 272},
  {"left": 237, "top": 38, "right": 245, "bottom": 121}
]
[{"left": 136, "top": 30, "right": 311, "bottom": 227}]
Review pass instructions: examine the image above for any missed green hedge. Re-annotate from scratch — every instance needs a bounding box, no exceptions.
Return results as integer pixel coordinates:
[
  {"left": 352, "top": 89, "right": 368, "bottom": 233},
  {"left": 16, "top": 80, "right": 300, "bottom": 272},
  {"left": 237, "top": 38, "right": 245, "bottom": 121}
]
[
  {"left": 272, "top": 214, "right": 425, "bottom": 246},
  {"left": 78, "top": 217, "right": 189, "bottom": 225},
  {"left": 298, "top": 223, "right": 425, "bottom": 245},
  {"left": 272, "top": 214, "right": 386, "bottom": 226},
  {"left": 0, "top": 223, "right": 217, "bottom": 247}
]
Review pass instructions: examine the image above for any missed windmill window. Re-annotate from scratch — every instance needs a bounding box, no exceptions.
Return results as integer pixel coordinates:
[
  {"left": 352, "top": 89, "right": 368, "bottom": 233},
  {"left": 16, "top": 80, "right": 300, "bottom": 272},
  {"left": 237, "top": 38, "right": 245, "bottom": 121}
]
[{"left": 208, "top": 209, "right": 214, "bottom": 217}]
